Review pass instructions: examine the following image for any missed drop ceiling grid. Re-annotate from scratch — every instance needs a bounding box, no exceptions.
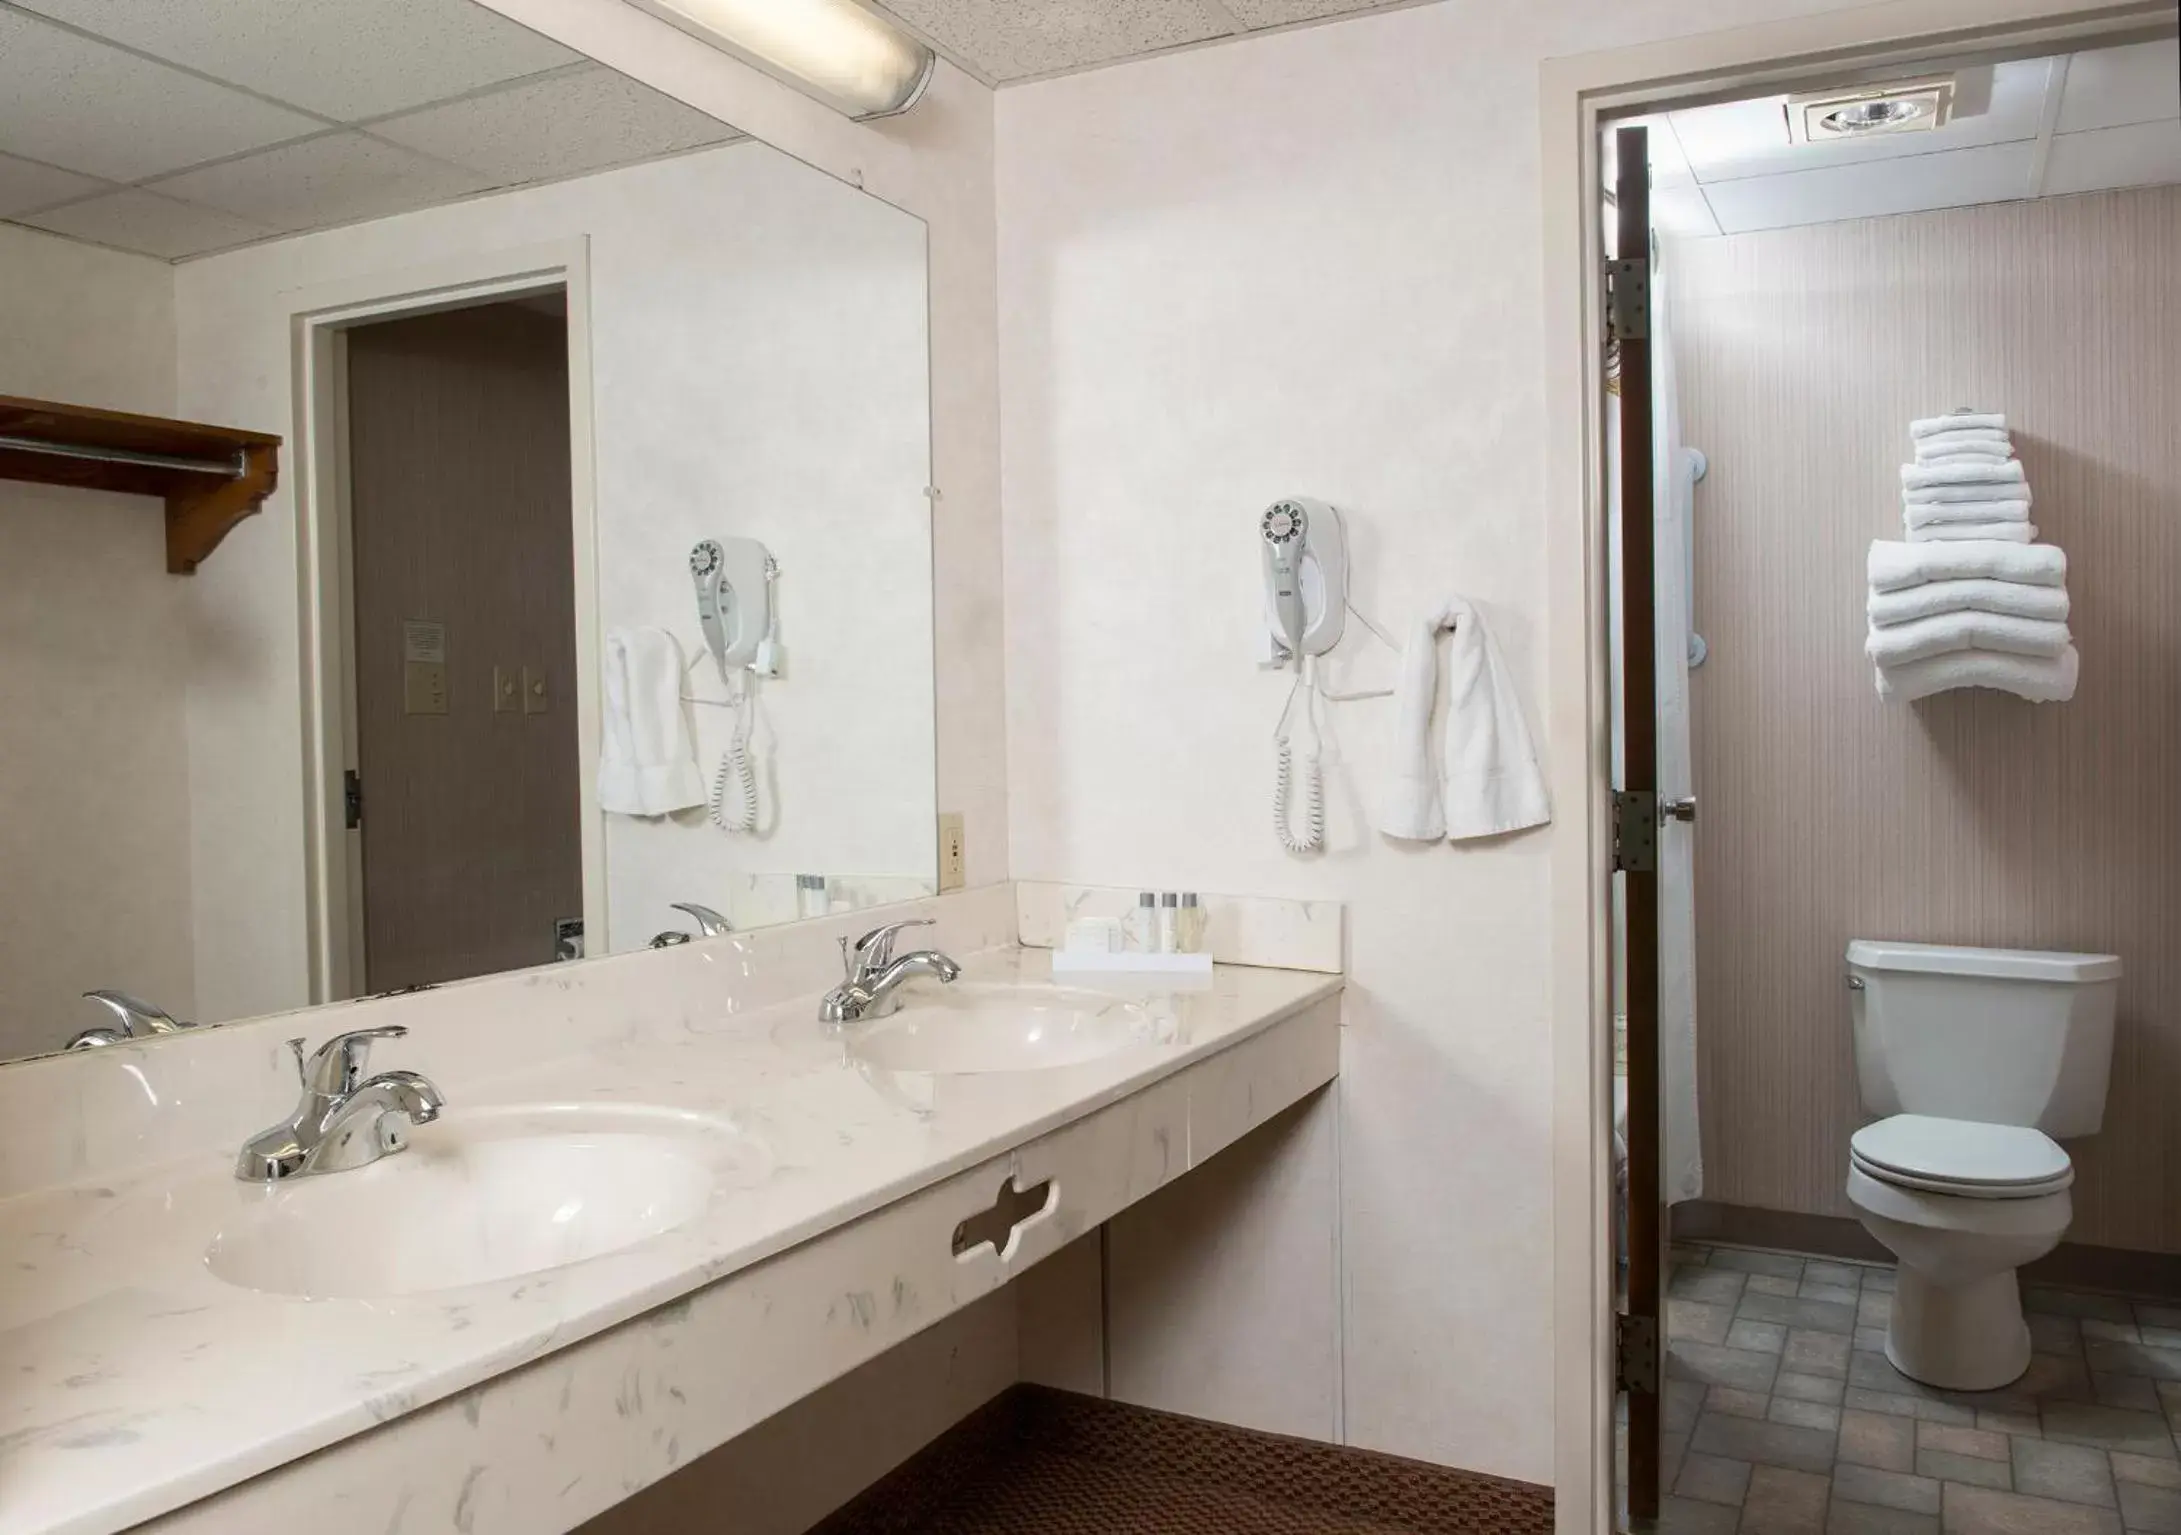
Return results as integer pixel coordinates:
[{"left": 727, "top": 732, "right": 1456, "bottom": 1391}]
[
  {"left": 0, "top": 0, "right": 737, "bottom": 261},
  {"left": 861, "top": 0, "right": 1423, "bottom": 87},
  {"left": 1642, "top": 37, "right": 2179, "bottom": 238}
]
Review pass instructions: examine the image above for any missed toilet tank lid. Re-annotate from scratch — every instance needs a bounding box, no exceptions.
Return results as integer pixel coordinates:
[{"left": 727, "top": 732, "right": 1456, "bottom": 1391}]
[{"left": 1847, "top": 940, "right": 2121, "bottom": 983}]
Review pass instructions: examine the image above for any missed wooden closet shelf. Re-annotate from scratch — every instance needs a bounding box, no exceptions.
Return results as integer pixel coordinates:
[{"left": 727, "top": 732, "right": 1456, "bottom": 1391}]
[{"left": 0, "top": 394, "right": 281, "bottom": 574}]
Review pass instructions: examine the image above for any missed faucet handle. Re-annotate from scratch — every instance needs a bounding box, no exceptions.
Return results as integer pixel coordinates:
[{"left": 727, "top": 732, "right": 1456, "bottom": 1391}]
[
  {"left": 81, "top": 990, "right": 188, "bottom": 1036},
  {"left": 852, "top": 919, "right": 934, "bottom": 975},
  {"left": 670, "top": 902, "right": 731, "bottom": 937},
  {"left": 302, "top": 1025, "right": 409, "bottom": 1096}
]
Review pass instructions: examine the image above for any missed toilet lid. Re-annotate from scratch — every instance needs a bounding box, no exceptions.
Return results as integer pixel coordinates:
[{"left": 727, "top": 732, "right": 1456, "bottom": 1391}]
[{"left": 1851, "top": 1115, "right": 2073, "bottom": 1197}]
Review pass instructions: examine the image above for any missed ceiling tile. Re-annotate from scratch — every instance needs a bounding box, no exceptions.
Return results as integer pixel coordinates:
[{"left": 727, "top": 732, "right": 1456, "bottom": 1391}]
[
  {"left": 871, "top": 0, "right": 1236, "bottom": 83},
  {"left": 14, "top": 187, "right": 279, "bottom": 259},
  {"left": 369, "top": 64, "right": 736, "bottom": 186},
  {"left": 2055, "top": 39, "right": 2181, "bottom": 135},
  {"left": 1702, "top": 141, "right": 2035, "bottom": 234},
  {"left": 1653, "top": 186, "right": 1721, "bottom": 240},
  {"left": 146, "top": 131, "right": 492, "bottom": 233},
  {"left": 1217, "top": 0, "right": 1404, "bottom": 26},
  {"left": 0, "top": 152, "right": 110, "bottom": 218},
  {"left": 0, "top": 9, "right": 323, "bottom": 182},
  {"left": 2043, "top": 120, "right": 2181, "bottom": 198},
  {"left": 11, "top": 0, "right": 581, "bottom": 123},
  {"left": 1672, "top": 58, "right": 2055, "bottom": 185}
]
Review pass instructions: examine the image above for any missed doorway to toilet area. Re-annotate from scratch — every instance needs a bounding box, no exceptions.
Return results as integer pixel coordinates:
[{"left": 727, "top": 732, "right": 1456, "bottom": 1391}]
[
  {"left": 291, "top": 248, "right": 604, "bottom": 1007},
  {"left": 1541, "top": 3, "right": 2181, "bottom": 1532},
  {"left": 342, "top": 293, "right": 582, "bottom": 993}
]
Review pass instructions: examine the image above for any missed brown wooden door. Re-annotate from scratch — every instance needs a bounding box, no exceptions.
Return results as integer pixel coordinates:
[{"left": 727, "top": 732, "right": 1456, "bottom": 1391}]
[
  {"left": 346, "top": 298, "right": 581, "bottom": 991},
  {"left": 1613, "top": 122, "right": 1665, "bottom": 1526}
]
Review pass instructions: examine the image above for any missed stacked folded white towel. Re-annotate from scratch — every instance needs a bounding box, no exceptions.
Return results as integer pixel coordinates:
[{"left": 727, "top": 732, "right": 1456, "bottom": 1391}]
[{"left": 1867, "top": 413, "right": 2077, "bottom": 702}]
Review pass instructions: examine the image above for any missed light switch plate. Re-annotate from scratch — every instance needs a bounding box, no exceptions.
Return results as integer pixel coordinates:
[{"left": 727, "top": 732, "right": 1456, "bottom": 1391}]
[
  {"left": 492, "top": 665, "right": 518, "bottom": 714},
  {"left": 521, "top": 665, "right": 547, "bottom": 715},
  {"left": 937, "top": 812, "right": 965, "bottom": 892},
  {"left": 403, "top": 661, "right": 448, "bottom": 715}
]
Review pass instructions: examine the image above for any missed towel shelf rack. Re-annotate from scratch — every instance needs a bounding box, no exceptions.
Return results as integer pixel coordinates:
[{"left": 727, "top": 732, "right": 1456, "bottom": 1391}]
[{"left": 0, "top": 394, "right": 281, "bottom": 574}]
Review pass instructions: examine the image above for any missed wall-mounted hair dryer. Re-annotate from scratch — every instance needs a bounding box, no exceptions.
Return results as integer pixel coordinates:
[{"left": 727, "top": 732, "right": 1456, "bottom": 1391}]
[
  {"left": 1259, "top": 497, "right": 1348, "bottom": 666},
  {"left": 689, "top": 536, "right": 777, "bottom": 834}
]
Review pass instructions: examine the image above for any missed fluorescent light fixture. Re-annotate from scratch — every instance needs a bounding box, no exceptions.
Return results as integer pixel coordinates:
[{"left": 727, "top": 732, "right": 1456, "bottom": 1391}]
[{"left": 620, "top": 0, "right": 934, "bottom": 119}]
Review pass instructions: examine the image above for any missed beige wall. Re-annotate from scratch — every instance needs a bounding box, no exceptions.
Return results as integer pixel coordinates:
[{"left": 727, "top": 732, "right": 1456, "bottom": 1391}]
[
  {"left": 991, "top": 0, "right": 1900, "bottom": 1485},
  {"left": 1674, "top": 184, "right": 2181, "bottom": 1252},
  {"left": 0, "top": 223, "right": 190, "bottom": 1060}
]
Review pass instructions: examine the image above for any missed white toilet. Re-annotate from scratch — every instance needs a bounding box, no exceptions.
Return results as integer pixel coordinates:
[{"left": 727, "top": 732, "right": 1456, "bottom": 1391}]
[{"left": 1844, "top": 939, "right": 2120, "bottom": 1392}]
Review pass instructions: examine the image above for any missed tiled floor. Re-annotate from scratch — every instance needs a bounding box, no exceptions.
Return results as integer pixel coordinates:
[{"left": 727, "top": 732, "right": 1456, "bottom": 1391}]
[{"left": 1622, "top": 1242, "right": 2181, "bottom": 1535}]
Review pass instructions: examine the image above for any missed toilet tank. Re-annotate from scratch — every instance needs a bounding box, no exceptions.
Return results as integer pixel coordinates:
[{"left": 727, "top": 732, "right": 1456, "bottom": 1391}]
[{"left": 1847, "top": 940, "right": 2121, "bottom": 1136}]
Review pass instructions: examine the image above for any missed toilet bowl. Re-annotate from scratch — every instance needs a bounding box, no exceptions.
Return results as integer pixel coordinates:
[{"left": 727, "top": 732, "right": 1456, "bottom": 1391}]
[
  {"left": 1845, "top": 1114, "right": 2074, "bottom": 1390},
  {"left": 1842, "top": 940, "right": 2120, "bottom": 1394}
]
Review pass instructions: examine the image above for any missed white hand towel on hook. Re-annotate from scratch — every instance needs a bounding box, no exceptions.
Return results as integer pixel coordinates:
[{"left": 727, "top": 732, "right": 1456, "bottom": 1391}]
[
  {"left": 598, "top": 627, "right": 706, "bottom": 816},
  {"left": 1378, "top": 596, "right": 1550, "bottom": 842}
]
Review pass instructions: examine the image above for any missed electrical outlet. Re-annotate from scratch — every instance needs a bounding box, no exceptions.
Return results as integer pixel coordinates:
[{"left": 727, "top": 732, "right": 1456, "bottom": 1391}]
[
  {"left": 522, "top": 665, "right": 548, "bottom": 715},
  {"left": 937, "top": 812, "right": 965, "bottom": 892},
  {"left": 492, "top": 665, "right": 518, "bottom": 714}
]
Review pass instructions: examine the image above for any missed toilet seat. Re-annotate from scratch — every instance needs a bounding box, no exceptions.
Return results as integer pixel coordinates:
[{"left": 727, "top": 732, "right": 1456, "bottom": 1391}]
[{"left": 1851, "top": 1114, "right": 2073, "bottom": 1200}]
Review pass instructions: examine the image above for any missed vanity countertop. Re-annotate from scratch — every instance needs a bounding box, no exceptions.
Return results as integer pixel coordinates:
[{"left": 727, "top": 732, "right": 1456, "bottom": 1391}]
[{"left": 0, "top": 947, "right": 1339, "bottom": 1535}]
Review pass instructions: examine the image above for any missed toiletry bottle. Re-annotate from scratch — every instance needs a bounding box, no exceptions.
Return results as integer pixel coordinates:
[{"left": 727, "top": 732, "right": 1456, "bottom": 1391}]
[
  {"left": 1179, "top": 892, "right": 1204, "bottom": 954},
  {"left": 1132, "top": 892, "right": 1159, "bottom": 953},
  {"left": 1157, "top": 892, "right": 1180, "bottom": 955}
]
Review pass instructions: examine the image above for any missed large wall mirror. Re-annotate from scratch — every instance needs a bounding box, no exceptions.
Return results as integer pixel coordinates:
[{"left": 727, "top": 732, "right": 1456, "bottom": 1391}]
[{"left": 0, "top": 0, "right": 938, "bottom": 1063}]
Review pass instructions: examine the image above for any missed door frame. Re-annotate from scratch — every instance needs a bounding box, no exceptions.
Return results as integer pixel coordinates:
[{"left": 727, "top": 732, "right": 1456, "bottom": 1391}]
[
  {"left": 287, "top": 239, "right": 604, "bottom": 1003},
  {"left": 1538, "top": 3, "right": 2177, "bottom": 1529}
]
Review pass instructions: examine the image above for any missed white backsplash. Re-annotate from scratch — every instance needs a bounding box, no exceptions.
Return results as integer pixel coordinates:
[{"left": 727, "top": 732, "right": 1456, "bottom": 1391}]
[{"left": 1014, "top": 882, "right": 1343, "bottom": 974}]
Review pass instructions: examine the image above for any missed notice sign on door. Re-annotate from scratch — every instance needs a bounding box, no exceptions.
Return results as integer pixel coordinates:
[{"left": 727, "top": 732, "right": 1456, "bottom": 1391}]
[{"left": 402, "top": 619, "right": 449, "bottom": 715}]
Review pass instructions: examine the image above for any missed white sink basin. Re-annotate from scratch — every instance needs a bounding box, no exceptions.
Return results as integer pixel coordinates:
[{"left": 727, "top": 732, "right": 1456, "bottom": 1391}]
[
  {"left": 205, "top": 1103, "right": 765, "bottom": 1299},
  {"left": 848, "top": 985, "right": 1158, "bottom": 1075}
]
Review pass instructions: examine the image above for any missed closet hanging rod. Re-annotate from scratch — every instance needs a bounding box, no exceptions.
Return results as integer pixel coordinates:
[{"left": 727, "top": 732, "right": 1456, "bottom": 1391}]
[{"left": 0, "top": 434, "right": 244, "bottom": 478}]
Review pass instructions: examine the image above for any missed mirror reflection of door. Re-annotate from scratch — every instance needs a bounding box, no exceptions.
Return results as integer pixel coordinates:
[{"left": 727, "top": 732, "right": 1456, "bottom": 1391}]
[{"left": 344, "top": 297, "right": 581, "bottom": 992}]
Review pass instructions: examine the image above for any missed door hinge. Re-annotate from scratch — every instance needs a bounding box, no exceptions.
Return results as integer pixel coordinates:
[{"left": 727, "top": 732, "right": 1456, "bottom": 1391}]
[
  {"left": 343, "top": 769, "right": 364, "bottom": 830},
  {"left": 1617, "top": 1311, "right": 1660, "bottom": 1395},
  {"left": 1607, "top": 256, "right": 1650, "bottom": 342},
  {"left": 1612, "top": 789, "right": 1657, "bottom": 873}
]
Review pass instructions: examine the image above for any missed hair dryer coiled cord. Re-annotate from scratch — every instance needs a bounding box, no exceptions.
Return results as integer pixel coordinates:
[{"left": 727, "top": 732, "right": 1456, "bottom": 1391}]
[
  {"left": 1272, "top": 664, "right": 1326, "bottom": 855},
  {"left": 1273, "top": 737, "right": 1324, "bottom": 854},
  {"left": 708, "top": 738, "right": 758, "bottom": 833},
  {"left": 707, "top": 682, "right": 759, "bottom": 834}
]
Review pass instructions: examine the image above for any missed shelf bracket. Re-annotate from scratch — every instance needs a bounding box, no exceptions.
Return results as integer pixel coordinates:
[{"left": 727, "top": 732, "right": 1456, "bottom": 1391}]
[{"left": 166, "top": 442, "right": 279, "bottom": 574}]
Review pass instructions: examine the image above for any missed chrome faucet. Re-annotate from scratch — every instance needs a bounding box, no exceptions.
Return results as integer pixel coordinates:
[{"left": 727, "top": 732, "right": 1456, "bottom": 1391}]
[
  {"left": 819, "top": 919, "right": 961, "bottom": 1026},
  {"left": 651, "top": 901, "right": 732, "bottom": 948},
  {"left": 234, "top": 1025, "right": 446, "bottom": 1182},
  {"left": 66, "top": 989, "right": 195, "bottom": 1050}
]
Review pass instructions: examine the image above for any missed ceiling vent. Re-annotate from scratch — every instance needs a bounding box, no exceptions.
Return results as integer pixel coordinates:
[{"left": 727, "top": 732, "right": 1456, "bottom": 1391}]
[{"left": 1786, "top": 76, "right": 1957, "bottom": 143}]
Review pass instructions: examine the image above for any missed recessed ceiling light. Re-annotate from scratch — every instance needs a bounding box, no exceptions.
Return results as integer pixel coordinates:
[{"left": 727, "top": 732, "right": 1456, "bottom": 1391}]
[
  {"left": 618, "top": 0, "right": 934, "bottom": 119},
  {"left": 1787, "top": 77, "right": 1957, "bottom": 144}
]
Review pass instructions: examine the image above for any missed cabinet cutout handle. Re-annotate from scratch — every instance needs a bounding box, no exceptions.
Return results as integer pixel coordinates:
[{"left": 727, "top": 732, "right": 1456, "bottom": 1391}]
[{"left": 951, "top": 1174, "right": 1055, "bottom": 1261}]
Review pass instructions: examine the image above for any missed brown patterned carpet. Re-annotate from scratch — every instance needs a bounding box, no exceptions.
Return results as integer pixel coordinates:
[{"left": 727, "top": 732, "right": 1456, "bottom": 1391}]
[{"left": 811, "top": 1387, "right": 1555, "bottom": 1535}]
